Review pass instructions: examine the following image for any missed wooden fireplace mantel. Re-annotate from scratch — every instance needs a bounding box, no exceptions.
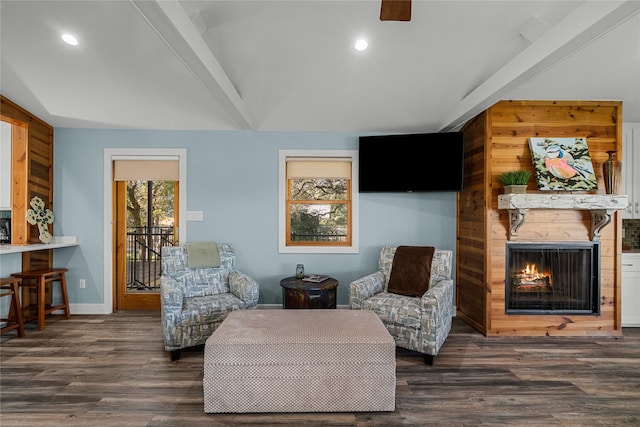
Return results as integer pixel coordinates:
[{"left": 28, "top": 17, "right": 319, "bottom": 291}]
[{"left": 498, "top": 194, "right": 628, "bottom": 241}]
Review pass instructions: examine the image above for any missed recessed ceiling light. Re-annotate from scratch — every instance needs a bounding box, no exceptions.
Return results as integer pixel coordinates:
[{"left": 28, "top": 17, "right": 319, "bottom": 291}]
[
  {"left": 355, "top": 39, "right": 368, "bottom": 52},
  {"left": 61, "top": 34, "right": 78, "bottom": 46}
]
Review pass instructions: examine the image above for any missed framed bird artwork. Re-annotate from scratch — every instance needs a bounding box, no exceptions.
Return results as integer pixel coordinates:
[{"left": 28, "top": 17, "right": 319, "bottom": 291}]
[{"left": 528, "top": 137, "right": 598, "bottom": 191}]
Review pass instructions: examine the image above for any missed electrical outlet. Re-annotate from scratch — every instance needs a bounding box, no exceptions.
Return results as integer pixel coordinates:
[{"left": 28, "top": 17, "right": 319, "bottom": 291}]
[{"left": 79, "top": 279, "right": 86, "bottom": 289}]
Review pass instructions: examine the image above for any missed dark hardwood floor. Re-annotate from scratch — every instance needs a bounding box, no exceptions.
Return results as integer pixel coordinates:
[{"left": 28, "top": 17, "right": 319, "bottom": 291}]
[{"left": 1, "top": 311, "right": 639, "bottom": 426}]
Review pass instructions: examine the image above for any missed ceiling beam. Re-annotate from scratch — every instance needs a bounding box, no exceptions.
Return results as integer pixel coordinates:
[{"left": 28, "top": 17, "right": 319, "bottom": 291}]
[
  {"left": 130, "top": 0, "right": 253, "bottom": 130},
  {"left": 439, "top": 0, "right": 640, "bottom": 132}
]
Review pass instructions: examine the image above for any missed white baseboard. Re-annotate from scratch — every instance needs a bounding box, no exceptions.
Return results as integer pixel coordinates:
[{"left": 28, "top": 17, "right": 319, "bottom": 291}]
[{"left": 59, "top": 303, "right": 358, "bottom": 315}]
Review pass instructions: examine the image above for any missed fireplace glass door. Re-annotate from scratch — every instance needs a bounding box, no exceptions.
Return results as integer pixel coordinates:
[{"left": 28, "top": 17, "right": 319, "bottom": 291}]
[{"left": 505, "top": 242, "right": 600, "bottom": 315}]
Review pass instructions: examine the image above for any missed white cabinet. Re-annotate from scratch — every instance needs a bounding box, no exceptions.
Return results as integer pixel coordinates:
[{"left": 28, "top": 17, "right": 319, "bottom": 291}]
[
  {"left": 622, "top": 253, "right": 640, "bottom": 327},
  {"left": 0, "top": 121, "right": 11, "bottom": 210},
  {"left": 622, "top": 123, "right": 640, "bottom": 219}
]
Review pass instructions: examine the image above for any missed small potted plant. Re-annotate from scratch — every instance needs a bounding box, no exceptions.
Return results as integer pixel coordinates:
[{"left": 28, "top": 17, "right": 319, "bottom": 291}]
[{"left": 499, "top": 170, "right": 532, "bottom": 194}]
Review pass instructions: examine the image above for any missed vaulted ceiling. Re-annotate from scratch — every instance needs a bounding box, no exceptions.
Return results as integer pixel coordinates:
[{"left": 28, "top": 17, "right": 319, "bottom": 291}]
[{"left": 1, "top": 1, "right": 638, "bottom": 133}]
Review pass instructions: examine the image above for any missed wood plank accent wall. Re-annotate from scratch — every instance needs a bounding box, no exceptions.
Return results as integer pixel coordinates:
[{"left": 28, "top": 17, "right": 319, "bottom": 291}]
[
  {"left": 1, "top": 95, "right": 54, "bottom": 270},
  {"left": 457, "top": 100, "right": 623, "bottom": 337}
]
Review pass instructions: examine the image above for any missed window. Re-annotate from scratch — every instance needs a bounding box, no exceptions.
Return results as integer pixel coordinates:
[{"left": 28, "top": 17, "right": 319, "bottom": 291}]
[{"left": 279, "top": 150, "right": 359, "bottom": 254}]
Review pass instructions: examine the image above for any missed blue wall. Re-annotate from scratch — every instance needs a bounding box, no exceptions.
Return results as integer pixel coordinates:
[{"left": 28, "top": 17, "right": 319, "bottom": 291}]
[{"left": 51, "top": 128, "right": 457, "bottom": 310}]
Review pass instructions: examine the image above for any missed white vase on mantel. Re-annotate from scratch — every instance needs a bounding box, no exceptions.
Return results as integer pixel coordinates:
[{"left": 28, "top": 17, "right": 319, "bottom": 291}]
[{"left": 504, "top": 185, "right": 527, "bottom": 194}]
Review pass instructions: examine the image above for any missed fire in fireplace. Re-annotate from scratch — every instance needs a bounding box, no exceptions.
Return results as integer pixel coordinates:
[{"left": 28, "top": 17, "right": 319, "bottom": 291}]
[{"left": 505, "top": 242, "right": 600, "bottom": 315}]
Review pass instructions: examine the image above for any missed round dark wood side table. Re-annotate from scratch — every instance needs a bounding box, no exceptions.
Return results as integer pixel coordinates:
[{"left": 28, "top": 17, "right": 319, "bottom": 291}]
[{"left": 280, "top": 276, "right": 338, "bottom": 309}]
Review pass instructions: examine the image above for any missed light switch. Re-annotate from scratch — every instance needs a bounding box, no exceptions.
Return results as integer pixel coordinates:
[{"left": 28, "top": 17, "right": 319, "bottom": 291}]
[{"left": 186, "top": 211, "right": 204, "bottom": 221}]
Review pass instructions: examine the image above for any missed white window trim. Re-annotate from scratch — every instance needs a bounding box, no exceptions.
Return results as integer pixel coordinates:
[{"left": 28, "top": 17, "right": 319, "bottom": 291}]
[{"left": 278, "top": 149, "right": 359, "bottom": 254}]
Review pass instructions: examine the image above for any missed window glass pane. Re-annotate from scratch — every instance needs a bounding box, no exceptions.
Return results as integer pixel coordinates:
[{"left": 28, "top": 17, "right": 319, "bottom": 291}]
[
  {"left": 290, "top": 178, "right": 348, "bottom": 201},
  {"left": 125, "top": 180, "right": 175, "bottom": 294},
  {"left": 290, "top": 203, "right": 348, "bottom": 242}
]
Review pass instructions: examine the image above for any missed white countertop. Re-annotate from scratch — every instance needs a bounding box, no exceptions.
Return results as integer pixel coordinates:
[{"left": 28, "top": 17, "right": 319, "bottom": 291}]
[{"left": 0, "top": 236, "right": 78, "bottom": 254}]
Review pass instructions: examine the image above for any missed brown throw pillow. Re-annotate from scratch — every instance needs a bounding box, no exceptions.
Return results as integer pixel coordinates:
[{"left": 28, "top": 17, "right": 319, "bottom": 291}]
[{"left": 387, "top": 246, "right": 435, "bottom": 297}]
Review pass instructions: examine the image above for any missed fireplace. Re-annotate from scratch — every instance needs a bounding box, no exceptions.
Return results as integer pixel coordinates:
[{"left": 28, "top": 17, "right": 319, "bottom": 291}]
[{"left": 505, "top": 242, "right": 600, "bottom": 315}]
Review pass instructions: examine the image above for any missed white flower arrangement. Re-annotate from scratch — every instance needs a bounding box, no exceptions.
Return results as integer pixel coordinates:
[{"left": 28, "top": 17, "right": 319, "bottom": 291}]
[{"left": 26, "top": 196, "right": 54, "bottom": 243}]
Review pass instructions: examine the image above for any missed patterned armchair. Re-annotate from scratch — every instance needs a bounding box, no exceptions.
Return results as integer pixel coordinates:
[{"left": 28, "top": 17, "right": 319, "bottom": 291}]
[
  {"left": 349, "top": 246, "right": 454, "bottom": 365},
  {"left": 160, "top": 243, "right": 260, "bottom": 361}
]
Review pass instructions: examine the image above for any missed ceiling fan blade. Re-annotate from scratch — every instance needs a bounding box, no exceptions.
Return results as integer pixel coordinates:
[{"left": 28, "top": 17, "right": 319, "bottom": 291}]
[{"left": 380, "top": 0, "right": 411, "bottom": 21}]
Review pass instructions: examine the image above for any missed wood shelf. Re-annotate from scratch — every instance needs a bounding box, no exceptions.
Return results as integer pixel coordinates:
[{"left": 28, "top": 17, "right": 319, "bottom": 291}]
[{"left": 498, "top": 194, "right": 628, "bottom": 241}]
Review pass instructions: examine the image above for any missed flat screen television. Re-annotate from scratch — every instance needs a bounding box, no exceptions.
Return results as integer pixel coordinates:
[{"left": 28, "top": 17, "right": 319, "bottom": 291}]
[{"left": 358, "top": 132, "right": 464, "bottom": 192}]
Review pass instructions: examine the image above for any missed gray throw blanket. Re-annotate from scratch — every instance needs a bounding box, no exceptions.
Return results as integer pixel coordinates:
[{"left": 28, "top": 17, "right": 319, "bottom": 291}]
[{"left": 186, "top": 242, "right": 221, "bottom": 269}]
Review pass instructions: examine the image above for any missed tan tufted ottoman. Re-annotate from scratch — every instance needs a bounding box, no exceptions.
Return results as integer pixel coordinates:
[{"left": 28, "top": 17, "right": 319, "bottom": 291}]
[{"left": 203, "top": 309, "right": 396, "bottom": 413}]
